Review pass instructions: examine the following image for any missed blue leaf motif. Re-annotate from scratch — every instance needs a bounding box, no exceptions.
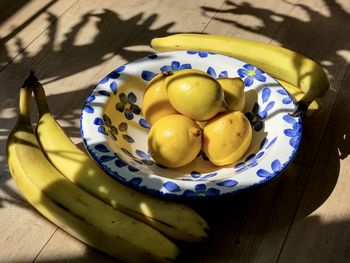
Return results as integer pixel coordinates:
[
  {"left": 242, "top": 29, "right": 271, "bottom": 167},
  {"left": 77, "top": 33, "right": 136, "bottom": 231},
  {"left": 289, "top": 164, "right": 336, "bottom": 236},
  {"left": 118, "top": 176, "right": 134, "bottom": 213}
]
[
  {"left": 84, "top": 105, "right": 94, "bottom": 113},
  {"left": 207, "top": 67, "right": 217, "bottom": 78},
  {"left": 271, "top": 160, "right": 281, "bottom": 173},
  {"left": 147, "top": 54, "right": 158, "bottom": 59},
  {"left": 257, "top": 169, "right": 271, "bottom": 178},
  {"left": 266, "top": 137, "right": 277, "bottom": 149},
  {"left": 135, "top": 150, "right": 149, "bottom": 159},
  {"left": 99, "top": 155, "right": 115, "bottom": 162},
  {"left": 98, "top": 90, "right": 110, "bottom": 96},
  {"left": 216, "top": 180, "right": 238, "bottom": 187},
  {"left": 115, "top": 158, "right": 127, "bottom": 167},
  {"left": 139, "top": 118, "right": 151, "bottom": 129},
  {"left": 110, "top": 82, "right": 117, "bottom": 93},
  {"left": 190, "top": 171, "right": 201, "bottom": 178},
  {"left": 283, "top": 114, "right": 296, "bottom": 124},
  {"left": 94, "top": 117, "right": 103, "bottom": 125},
  {"left": 262, "top": 87, "right": 271, "bottom": 103},
  {"left": 219, "top": 71, "right": 228, "bottom": 78},
  {"left": 163, "top": 181, "right": 181, "bottom": 192},
  {"left": 86, "top": 95, "right": 95, "bottom": 103},
  {"left": 141, "top": 71, "right": 156, "bottom": 81},
  {"left": 95, "top": 144, "right": 109, "bottom": 152},
  {"left": 122, "top": 134, "right": 135, "bottom": 143},
  {"left": 201, "top": 173, "right": 217, "bottom": 179},
  {"left": 129, "top": 177, "right": 142, "bottom": 186},
  {"left": 277, "top": 89, "right": 288, "bottom": 95}
]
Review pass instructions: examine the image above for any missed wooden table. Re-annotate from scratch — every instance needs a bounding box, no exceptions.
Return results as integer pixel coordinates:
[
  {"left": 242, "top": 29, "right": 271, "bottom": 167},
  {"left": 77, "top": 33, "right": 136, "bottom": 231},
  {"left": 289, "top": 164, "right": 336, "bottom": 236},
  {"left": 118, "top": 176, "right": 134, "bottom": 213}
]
[{"left": 1, "top": 0, "right": 350, "bottom": 262}]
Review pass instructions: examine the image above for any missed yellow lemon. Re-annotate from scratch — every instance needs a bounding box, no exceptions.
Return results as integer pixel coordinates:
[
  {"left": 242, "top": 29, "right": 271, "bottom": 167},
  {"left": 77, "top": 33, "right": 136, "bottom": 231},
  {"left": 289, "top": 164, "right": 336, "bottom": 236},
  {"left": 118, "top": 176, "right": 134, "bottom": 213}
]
[
  {"left": 218, "top": 77, "right": 246, "bottom": 112},
  {"left": 165, "top": 69, "right": 227, "bottom": 121},
  {"left": 142, "top": 72, "right": 178, "bottom": 125},
  {"left": 203, "top": 111, "right": 252, "bottom": 166},
  {"left": 148, "top": 114, "right": 202, "bottom": 168}
]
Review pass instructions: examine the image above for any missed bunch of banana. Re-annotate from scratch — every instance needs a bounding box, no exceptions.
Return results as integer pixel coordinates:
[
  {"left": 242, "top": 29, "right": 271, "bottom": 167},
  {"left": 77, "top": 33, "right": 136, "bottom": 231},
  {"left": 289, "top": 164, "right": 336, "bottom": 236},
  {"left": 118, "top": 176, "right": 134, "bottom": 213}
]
[
  {"left": 33, "top": 76, "right": 209, "bottom": 242},
  {"left": 151, "top": 34, "right": 330, "bottom": 117},
  {"left": 6, "top": 73, "right": 208, "bottom": 262}
]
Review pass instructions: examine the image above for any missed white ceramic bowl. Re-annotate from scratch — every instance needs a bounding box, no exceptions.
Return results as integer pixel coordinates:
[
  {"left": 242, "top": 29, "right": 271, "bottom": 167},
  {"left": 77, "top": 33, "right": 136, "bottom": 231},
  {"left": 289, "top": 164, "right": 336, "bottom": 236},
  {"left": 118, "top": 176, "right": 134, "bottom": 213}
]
[{"left": 80, "top": 51, "right": 302, "bottom": 199}]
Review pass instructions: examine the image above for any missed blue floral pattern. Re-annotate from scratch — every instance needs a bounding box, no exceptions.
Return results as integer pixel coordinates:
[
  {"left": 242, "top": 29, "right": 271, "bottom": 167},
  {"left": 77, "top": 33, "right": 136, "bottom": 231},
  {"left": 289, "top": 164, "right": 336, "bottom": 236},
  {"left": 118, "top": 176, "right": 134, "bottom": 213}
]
[
  {"left": 237, "top": 64, "right": 266, "bottom": 87},
  {"left": 115, "top": 92, "right": 141, "bottom": 120},
  {"left": 245, "top": 87, "right": 275, "bottom": 131},
  {"left": 81, "top": 51, "right": 302, "bottom": 200},
  {"left": 100, "top": 65, "right": 125, "bottom": 84},
  {"left": 257, "top": 159, "right": 281, "bottom": 184},
  {"left": 283, "top": 115, "right": 302, "bottom": 148},
  {"left": 186, "top": 50, "right": 215, "bottom": 58},
  {"left": 206, "top": 66, "right": 228, "bottom": 78}
]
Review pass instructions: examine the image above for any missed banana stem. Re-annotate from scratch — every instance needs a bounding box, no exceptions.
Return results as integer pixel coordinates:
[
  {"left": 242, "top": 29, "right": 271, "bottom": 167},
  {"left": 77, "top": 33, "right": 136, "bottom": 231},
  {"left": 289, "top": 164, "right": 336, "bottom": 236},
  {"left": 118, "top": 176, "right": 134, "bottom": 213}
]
[
  {"left": 32, "top": 79, "right": 50, "bottom": 117},
  {"left": 18, "top": 72, "right": 38, "bottom": 124}
]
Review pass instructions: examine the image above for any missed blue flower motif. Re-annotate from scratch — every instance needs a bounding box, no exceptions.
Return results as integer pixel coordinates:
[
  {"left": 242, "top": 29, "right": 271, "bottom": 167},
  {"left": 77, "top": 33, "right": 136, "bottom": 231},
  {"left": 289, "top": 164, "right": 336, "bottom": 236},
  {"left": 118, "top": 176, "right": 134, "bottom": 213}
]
[
  {"left": 245, "top": 101, "right": 275, "bottom": 131},
  {"left": 160, "top": 61, "right": 192, "bottom": 72},
  {"left": 100, "top": 65, "right": 125, "bottom": 84},
  {"left": 93, "top": 114, "right": 118, "bottom": 140},
  {"left": 257, "top": 159, "right": 281, "bottom": 183},
  {"left": 206, "top": 66, "right": 228, "bottom": 78},
  {"left": 277, "top": 89, "right": 293, "bottom": 104},
  {"left": 183, "top": 184, "right": 220, "bottom": 197},
  {"left": 187, "top": 50, "right": 215, "bottom": 58},
  {"left": 237, "top": 64, "right": 266, "bottom": 87},
  {"left": 116, "top": 92, "right": 141, "bottom": 120},
  {"left": 93, "top": 116, "right": 134, "bottom": 143},
  {"left": 283, "top": 115, "right": 302, "bottom": 148}
]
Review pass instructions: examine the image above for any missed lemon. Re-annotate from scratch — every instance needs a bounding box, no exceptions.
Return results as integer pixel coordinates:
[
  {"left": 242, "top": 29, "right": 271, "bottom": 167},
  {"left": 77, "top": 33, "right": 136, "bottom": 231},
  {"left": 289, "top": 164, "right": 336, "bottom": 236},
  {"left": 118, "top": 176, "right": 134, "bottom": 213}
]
[
  {"left": 218, "top": 77, "right": 246, "bottom": 112},
  {"left": 203, "top": 111, "right": 252, "bottom": 166},
  {"left": 142, "top": 72, "right": 178, "bottom": 125},
  {"left": 148, "top": 114, "right": 202, "bottom": 168},
  {"left": 165, "top": 69, "right": 226, "bottom": 121}
]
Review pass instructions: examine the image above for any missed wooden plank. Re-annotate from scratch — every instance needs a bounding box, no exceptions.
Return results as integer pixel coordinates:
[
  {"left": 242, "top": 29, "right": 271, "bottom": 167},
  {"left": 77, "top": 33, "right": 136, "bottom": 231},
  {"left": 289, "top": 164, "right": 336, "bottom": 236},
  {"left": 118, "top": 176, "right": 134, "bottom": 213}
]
[
  {"left": 180, "top": 163, "right": 310, "bottom": 263},
  {"left": 276, "top": 66, "right": 350, "bottom": 263},
  {"left": 33, "top": 229, "right": 118, "bottom": 263},
  {"left": 0, "top": 0, "right": 78, "bottom": 70},
  {"left": 0, "top": 194, "right": 57, "bottom": 262}
]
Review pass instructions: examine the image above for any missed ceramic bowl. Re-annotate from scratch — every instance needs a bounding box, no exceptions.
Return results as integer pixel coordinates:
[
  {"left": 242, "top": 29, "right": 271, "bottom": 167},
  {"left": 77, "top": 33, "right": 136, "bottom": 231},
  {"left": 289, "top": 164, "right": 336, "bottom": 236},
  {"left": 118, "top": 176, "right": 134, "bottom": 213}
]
[{"left": 80, "top": 51, "right": 302, "bottom": 200}]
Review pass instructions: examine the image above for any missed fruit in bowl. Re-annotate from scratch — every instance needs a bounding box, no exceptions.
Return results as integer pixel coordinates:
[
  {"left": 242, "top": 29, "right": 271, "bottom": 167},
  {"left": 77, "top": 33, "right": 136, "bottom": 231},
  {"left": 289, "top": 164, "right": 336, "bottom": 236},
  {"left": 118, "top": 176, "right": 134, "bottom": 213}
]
[
  {"left": 144, "top": 68, "right": 251, "bottom": 169},
  {"left": 80, "top": 51, "right": 302, "bottom": 199},
  {"left": 148, "top": 114, "right": 202, "bottom": 168}
]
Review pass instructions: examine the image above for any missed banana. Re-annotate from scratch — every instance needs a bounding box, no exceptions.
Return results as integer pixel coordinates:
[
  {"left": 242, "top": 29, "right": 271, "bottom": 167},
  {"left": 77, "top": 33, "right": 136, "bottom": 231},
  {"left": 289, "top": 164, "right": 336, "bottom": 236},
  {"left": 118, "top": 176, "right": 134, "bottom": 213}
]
[
  {"left": 151, "top": 34, "right": 330, "bottom": 115},
  {"left": 6, "top": 78, "right": 179, "bottom": 263},
  {"left": 32, "top": 74, "right": 209, "bottom": 242}
]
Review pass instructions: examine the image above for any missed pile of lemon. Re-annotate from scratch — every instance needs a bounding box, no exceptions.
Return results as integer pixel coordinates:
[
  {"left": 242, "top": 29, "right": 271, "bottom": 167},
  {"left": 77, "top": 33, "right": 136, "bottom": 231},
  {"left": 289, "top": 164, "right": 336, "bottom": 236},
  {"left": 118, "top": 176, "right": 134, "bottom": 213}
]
[{"left": 142, "top": 69, "right": 252, "bottom": 168}]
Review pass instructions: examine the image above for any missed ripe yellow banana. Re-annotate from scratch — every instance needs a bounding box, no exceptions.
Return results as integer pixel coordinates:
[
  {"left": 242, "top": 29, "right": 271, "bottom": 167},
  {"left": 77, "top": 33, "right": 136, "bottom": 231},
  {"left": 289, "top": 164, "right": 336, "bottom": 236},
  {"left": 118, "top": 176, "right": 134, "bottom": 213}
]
[
  {"left": 151, "top": 34, "right": 330, "bottom": 115},
  {"left": 32, "top": 75, "right": 209, "bottom": 242},
  {"left": 6, "top": 79, "right": 179, "bottom": 263}
]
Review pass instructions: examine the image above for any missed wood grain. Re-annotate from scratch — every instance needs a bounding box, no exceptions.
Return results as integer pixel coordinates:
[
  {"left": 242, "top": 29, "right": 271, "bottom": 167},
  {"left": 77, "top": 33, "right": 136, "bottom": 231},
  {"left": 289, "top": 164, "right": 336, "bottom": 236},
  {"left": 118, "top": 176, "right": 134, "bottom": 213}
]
[{"left": 1, "top": 0, "right": 350, "bottom": 262}]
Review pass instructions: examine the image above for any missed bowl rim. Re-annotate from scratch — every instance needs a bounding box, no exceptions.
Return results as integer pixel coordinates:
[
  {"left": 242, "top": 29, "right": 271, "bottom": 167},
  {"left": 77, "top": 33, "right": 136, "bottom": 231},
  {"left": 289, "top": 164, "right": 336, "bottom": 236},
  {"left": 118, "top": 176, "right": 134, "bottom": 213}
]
[{"left": 80, "top": 51, "right": 302, "bottom": 200}]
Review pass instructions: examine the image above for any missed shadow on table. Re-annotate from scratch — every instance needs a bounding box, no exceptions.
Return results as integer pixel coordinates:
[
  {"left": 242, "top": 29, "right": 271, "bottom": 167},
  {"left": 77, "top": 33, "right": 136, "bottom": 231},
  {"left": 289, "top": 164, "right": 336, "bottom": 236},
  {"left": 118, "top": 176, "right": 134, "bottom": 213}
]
[
  {"left": 1, "top": 0, "right": 350, "bottom": 262},
  {"left": 0, "top": 3, "right": 175, "bottom": 205}
]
